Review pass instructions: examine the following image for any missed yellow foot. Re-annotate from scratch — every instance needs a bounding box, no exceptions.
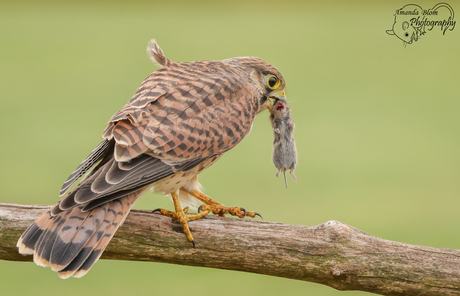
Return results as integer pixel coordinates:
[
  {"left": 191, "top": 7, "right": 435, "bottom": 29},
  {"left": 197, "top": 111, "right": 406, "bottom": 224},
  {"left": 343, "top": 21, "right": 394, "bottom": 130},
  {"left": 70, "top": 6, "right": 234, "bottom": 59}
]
[
  {"left": 184, "top": 189, "right": 263, "bottom": 219},
  {"left": 152, "top": 193, "right": 209, "bottom": 247},
  {"left": 198, "top": 204, "right": 262, "bottom": 219}
]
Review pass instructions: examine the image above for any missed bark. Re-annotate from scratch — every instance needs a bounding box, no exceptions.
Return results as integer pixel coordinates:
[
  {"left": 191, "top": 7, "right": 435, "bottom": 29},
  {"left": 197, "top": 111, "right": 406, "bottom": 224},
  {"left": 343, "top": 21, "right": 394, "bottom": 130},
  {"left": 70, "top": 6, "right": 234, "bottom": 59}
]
[{"left": 1, "top": 202, "right": 459, "bottom": 295}]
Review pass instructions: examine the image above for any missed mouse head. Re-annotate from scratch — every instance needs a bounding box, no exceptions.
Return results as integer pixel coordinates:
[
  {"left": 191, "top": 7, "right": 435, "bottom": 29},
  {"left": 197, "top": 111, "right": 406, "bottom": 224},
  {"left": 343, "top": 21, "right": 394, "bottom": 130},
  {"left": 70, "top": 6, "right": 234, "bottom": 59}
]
[{"left": 270, "top": 100, "right": 291, "bottom": 122}]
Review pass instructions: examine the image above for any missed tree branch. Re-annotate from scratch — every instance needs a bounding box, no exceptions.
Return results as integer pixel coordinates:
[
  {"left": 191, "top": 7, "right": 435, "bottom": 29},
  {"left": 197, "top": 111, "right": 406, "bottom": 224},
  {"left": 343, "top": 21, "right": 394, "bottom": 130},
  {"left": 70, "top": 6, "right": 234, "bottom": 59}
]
[{"left": 1, "top": 203, "right": 459, "bottom": 295}]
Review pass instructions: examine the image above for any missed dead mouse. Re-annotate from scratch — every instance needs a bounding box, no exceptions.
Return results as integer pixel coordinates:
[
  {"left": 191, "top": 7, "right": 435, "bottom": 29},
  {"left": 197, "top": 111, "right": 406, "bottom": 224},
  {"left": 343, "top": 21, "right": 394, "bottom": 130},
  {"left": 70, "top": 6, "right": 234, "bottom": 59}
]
[{"left": 270, "top": 100, "right": 297, "bottom": 188}]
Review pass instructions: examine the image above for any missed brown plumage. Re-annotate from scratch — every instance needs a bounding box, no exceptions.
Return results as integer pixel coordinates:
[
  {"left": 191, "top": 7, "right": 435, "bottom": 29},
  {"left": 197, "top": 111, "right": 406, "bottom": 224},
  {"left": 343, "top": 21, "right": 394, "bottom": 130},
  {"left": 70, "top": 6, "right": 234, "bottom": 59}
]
[
  {"left": 17, "top": 39, "right": 288, "bottom": 278},
  {"left": 270, "top": 100, "right": 297, "bottom": 188}
]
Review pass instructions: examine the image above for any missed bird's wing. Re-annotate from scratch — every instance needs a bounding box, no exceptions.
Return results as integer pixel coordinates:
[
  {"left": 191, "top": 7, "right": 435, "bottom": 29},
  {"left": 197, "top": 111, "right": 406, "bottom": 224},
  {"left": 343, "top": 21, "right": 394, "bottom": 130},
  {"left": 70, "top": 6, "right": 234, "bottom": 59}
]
[
  {"left": 103, "top": 60, "right": 260, "bottom": 162},
  {"left": 59, "top": 60, "right": 260, "bottom": 202},
  {"left": 54, "top": 154, "right": 210, "bottom": 215},
  {"left": 59, "top": 139, "right": 113, "bottom": 196}
]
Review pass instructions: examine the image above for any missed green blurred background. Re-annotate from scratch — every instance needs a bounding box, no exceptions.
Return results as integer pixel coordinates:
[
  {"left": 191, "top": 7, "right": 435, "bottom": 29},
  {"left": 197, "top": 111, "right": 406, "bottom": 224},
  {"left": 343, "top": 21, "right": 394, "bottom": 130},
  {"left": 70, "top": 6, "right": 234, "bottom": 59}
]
[{"left": 1, "top": 0, "right": 459, "bottom": 295}]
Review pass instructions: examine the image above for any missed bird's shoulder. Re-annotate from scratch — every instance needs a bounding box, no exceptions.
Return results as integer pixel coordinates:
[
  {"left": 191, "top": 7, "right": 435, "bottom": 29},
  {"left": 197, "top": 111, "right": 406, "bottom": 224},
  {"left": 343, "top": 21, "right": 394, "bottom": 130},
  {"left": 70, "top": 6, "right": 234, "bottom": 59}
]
[
  {"left": 108, "top": 60, "right": 254, "bottom": 123},
  {"left": 100, "top": 59, "right": 260, "bottom": 163}
]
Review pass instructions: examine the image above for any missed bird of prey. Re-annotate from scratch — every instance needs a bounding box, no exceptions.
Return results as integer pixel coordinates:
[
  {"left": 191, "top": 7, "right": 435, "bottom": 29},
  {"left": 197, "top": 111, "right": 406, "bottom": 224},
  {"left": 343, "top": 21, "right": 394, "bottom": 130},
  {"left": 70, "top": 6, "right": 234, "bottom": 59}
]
[{"left": 17, "top": 39, "right": 288, "bottom": 278}]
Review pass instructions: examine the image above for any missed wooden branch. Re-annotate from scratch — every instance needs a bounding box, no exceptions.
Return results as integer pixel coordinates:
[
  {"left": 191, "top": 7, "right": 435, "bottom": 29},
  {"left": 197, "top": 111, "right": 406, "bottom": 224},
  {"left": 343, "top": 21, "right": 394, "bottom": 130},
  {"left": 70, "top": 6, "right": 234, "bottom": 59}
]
[{"left": 1, "top": 203, "right": 460, "bottom": 295}]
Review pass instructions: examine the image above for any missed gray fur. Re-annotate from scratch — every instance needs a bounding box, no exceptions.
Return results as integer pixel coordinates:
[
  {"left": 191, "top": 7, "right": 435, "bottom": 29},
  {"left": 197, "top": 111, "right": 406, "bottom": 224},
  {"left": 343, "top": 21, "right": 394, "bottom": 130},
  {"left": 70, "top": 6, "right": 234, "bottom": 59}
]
[{"left": 270, "top": 101, "right": 297, "bottom": 188}]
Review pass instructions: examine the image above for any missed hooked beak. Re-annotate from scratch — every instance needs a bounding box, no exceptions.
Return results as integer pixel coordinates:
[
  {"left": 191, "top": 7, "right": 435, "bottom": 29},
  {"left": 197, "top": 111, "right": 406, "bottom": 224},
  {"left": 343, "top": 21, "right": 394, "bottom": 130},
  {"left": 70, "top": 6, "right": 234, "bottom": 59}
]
[
  {"left": 259, "top": 89, "right": 287, "bottom": 113},
  {"left": 263, "top": 89, "right": 287, "bottom": 113},
  {"left": 270, "top": 89, "right": 287, "bottom": 103}
]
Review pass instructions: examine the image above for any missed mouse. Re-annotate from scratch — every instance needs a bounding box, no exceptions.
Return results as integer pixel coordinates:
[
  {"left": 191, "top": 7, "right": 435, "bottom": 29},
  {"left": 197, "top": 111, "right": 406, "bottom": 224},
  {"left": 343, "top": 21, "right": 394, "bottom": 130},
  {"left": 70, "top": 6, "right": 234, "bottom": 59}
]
[{"left": 270, "top": 100, "right": 297, "bottom": 188}]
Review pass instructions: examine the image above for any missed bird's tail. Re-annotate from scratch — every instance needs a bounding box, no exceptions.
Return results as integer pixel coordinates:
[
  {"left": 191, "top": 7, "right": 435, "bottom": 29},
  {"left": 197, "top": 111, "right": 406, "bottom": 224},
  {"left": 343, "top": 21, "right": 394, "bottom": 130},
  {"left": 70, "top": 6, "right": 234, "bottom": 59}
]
[{"left": 17, "top": 192, "right": 140, "bottom": 279}]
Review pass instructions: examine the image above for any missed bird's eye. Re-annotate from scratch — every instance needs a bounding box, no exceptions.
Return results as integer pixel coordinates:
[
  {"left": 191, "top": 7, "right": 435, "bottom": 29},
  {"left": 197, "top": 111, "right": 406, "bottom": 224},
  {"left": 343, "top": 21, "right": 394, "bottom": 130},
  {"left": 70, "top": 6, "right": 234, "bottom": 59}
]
[{"left": 267, "top": 75, "right": 280, "bottom": 89}]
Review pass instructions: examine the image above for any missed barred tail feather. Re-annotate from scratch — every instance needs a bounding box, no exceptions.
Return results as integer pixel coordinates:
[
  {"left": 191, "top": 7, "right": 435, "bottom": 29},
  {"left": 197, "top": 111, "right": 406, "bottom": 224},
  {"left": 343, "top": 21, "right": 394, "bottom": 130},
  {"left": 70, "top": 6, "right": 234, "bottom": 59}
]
[
  {"left": 49, "top": 205, "right": 108, "bottom": 272},
  {"left": 17, "top": 192, "right": 140, "bottom": 278},
  {"left": 71, "top": 197, "right": 132, "bottom": 278},
  {"left": 57, "top": 198, "right": 127, "bottom": 278},
  {"left": 34, "top": 210, "right": 71, "bottom": 267},
  {"left": 17, "top": 211, "right": 54, "bottom": 255}
]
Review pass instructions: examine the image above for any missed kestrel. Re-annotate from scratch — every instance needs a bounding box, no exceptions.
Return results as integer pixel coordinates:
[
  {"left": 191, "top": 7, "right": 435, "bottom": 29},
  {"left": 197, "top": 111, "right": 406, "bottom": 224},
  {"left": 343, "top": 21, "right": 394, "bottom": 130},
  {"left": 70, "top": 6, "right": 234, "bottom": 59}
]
[{"left": 17, "top": 39, "right": 288, "bottom": 278}]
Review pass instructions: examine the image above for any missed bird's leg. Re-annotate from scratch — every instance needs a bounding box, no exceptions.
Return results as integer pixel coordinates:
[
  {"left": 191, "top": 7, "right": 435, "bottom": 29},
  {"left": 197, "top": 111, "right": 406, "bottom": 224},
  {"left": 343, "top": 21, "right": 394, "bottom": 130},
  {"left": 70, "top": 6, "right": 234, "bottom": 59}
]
[
  {"left": 170, "top": 193, "right": 193, "bottom": 244},
  {"left": 184, "top": 189, "right": 262, "bottom": 219},
  {"left": 153, "top": 192, "right": 208, "bottom": 246}
]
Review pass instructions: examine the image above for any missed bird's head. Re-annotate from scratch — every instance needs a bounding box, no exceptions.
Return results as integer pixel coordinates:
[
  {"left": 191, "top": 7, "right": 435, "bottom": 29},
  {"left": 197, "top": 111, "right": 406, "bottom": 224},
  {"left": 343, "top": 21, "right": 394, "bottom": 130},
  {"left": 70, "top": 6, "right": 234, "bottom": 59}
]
[
  {"left": 258, "top": 68, "right": 287, "bottom": 113},
  {"left": 227, "top": 57, "right": 287, "bottom": 113}
]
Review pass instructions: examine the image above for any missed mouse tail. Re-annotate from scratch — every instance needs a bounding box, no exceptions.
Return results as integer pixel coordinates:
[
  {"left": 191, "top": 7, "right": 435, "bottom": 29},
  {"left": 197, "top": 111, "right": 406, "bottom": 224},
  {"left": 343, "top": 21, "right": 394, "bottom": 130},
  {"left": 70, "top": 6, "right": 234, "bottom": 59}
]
[{"left": 283, "top": 171, "right": 288, "bottom": 188}]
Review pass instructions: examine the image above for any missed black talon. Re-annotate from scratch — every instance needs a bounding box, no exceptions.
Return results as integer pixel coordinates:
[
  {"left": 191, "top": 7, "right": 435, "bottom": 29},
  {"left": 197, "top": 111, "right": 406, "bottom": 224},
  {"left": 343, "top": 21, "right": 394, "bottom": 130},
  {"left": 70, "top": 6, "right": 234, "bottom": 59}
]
[
  {"left": 198, "top": 205, "right": 203, "bottom": 213},
  {"left": 240, "top": 207, "right": 247, "bottom": 218},
  {"left": 191, "top": 240, "right": 196, "bottom": 248},
  {"left": 152, "top": 208, "right": 162, "bottom": 214},
  {"left": 255, "top": 212, "right": 264, "bottom": 220}
]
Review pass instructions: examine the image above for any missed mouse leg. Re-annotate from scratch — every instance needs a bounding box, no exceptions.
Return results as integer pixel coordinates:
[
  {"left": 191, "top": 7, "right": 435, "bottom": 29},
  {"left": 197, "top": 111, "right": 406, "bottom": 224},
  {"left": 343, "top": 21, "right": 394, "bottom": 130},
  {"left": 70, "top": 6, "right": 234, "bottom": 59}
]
[
  {"left": 290, "top": 170, "right": 297, "bottom": 182},
  {"left": 276, "top": 168, "right": 283, "bottom": 178}
]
